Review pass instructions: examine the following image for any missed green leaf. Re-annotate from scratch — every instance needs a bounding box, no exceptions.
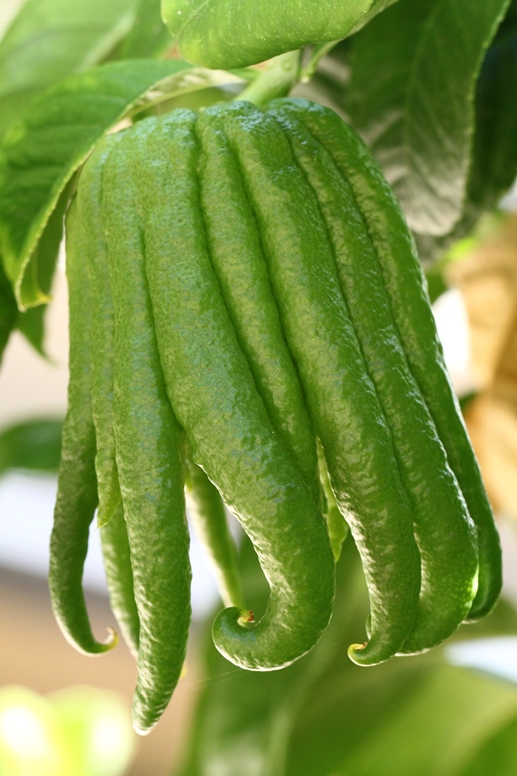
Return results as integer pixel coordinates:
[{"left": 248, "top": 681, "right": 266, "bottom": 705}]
[
  {"left": 469, "top": 0, "right": 517, "bottom": 209},
  {"left": 285, "top": 659, "right": 517, "bottom": 776},
  {"left": 343, "top": 668, "right": 517, "bottom": 776},
  {"left": 162, "top": 0, "right": 398, "bottom": 70},
  {"left": 282, "top": 589, "right": 517, "bottom": 776},
  {"left": 16, "top": 181, "right": 72, "bottom": 354},
  {"left": 0, "top": 257, "right": 17, "bottom": 363},
  {"left": 461, "top": 713, "right": 517, "bottom": 775},
  {"left": 411, "top": 1, "right": 517, "bottom": 265},
  {"left": 120, "top": 0, "right": 173, "bottom": 59},
  {"left": 0, "top": 58, "right": 239, "bottom": 309},
  {"left": 0, "top": 417, "right": 63, "bottom": 475},
  {"left": 348, "top": 0, "right": 511, "bottom": 237},
  {"left": 0, "top": 0, "right": 140, "bottom": 140},
  {"left": 413, "top": 203, "right": 481, "bottom": 267}
]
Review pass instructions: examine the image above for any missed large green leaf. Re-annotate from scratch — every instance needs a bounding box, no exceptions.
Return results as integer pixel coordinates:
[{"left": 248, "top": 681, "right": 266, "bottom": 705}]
[
  {"left": 0, "top": 58, "right": 242, "bottom": 308},
  {"left": 0, "top": 258, "right": 17, "bottom": 363},
  {"left": 0, "top": 0, "right": 140, "bottom": 139},
  {"left": 0, "top": 181, "right": 70, "bottom": 358},
  {"left": 462, "top": 712, "right": 517, "bottom": 775},
  {"left": 337, "top": 667, "right": 517, "bottom": 775},
  {"left": 414, "top": 0, "right": 517, "bottom": 264},
  {"left": 15, "top": 182, "right": 72, "bottom": 354},
  {"left": 120, "top": 0, "right": 173, "bottom": 59},
  {"left": 348, "top": 0, "right": 511, "bottom": 237},
  {"left": 469, "top": 0, "right": 517, "bottom": 209},
  {"left": 284, "top": 639, "right": 517, "bottom": 776},
  {"left": 162, "top": 0, "right": 398, "bottom": 69}
]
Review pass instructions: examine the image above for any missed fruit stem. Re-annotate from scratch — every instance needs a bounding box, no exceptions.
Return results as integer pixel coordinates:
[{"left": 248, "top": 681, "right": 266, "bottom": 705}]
[
  {"left": 238, "top": 51, "right": 302, "bottom": 106},
  {"left": 300, "top": 41, "right": 341, "bottom": 82}
]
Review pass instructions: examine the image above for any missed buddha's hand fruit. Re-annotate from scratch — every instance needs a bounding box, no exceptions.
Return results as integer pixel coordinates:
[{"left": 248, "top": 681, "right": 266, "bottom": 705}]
[{"left": 50, "top": 97, "right": 501, "bottom": 734}]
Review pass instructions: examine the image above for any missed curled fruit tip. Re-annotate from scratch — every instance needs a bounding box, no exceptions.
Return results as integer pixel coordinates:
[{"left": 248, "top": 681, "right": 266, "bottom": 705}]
[
  {"left": 238, "top": 609, "right": 255, "bottom": 625},
  {"left": 104, "top": 626, "right": 118, "bottom": 650},
  {"left": 347, "top": 642, "right": 369, "bottom": 666}
]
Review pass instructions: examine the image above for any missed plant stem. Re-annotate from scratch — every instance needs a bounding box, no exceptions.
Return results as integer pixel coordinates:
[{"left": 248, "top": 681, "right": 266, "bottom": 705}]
[
  {"left": 238, "top": 51, "right": 302, "bottom": 106},
  {"left": 300, "top": 40, "right": 341, "bottom": 82}
]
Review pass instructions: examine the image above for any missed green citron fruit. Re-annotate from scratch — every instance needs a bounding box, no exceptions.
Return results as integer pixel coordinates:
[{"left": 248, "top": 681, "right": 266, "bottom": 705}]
[{"left": 50, "top": 97, "right": 501, "bottom": 734}]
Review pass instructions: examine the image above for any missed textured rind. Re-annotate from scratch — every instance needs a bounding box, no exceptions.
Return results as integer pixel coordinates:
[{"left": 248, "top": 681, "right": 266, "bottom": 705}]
[
  {"left": 317, "top": 440, "right": 348, "bottom": 563},
  {"left": 101, "top": 133, "right": 192, "bottom": 735},
  {"left": 278, "top": 98, "right": 501, "bottom": 623},
  {"left": 80, "top": 141, "right": 121, "bottom": 529},
  {"left": 100, "top": 500, "right": 140, "bottom": 660},
  {"left": 80, "top": 141, "right": 140, "bottom": 659},
  {"left": 210, "top": 100, "right": 422, "bottom": 665},
  {"left": 195, "top": 107, "right": 320, "bottom": 502},
  {"left": 131, "top": 110, "right": 335, "bottom": 672},
  {"left": 185, "top": 456, "right": 244, "bottom": 609},
  {"left": 268, "top": 102, "right": 479, "bottom": 652},
  {"left": 49, "top": 195, "right": 115, "bottom": 656}
]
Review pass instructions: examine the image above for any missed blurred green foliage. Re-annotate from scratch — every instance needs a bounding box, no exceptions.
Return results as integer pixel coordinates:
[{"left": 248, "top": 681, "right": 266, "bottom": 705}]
[
  {"left": 0, "top": 418, "right": 63, "bottom": 475},
  {"left": 180, "top": 534, "right": 517, "bottom": 776}
]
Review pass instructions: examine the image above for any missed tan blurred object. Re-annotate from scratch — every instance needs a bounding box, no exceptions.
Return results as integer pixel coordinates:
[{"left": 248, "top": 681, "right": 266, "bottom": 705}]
[{"left": 449, "top": 214, "right": 517, "bottom": 519}]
